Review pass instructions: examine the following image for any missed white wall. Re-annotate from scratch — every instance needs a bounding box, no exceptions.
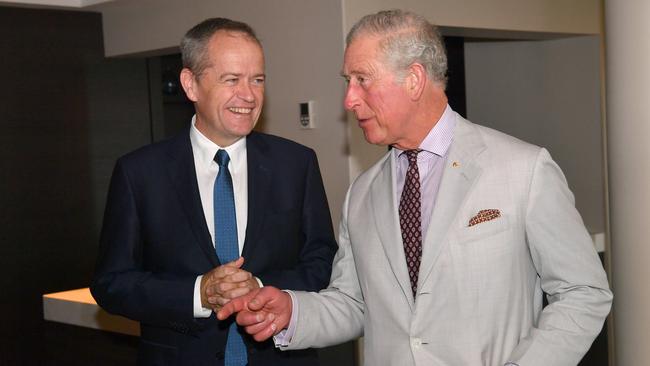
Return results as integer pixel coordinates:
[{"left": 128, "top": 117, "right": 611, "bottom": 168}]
[
  {"left": 464, "top": 36, "right": 605, "bottom": 234},
  {"left": 606, "top": 1, "right": 650, "bottom": 364},
  {"left": 342, "top": 0, "right": 600, "bottom": 36}
]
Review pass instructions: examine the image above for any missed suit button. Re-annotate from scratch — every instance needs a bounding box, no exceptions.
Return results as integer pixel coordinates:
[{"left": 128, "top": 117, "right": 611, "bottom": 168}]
[
  {"left": 411, "top": 337, "right": 422, "bottom": 349},
  {"left": 215, "top": 351, "right": 224, "bottom": 359}
]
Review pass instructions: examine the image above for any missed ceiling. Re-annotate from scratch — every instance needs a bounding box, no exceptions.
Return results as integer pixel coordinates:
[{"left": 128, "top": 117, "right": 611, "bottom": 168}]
[{"left": 0, "top": 0, "right": 115, "bottom": 10}]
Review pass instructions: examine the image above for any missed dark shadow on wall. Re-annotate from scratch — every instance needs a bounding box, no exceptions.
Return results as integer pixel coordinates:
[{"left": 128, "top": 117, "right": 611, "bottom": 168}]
[{"left": 0, "top": 6, "right": 149, "bottom": 364}]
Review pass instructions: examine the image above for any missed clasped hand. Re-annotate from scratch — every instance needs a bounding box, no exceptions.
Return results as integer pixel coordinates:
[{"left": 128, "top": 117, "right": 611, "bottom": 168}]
[
  {"left": 200, "top": 257, "right": 259, "bottom": 310},
  {"left": 217, "top": 286, "right": 293, "bottom": 342}
]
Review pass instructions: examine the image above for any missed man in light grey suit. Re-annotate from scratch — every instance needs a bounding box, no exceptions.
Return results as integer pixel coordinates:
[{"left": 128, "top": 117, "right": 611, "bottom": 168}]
[{"left": 215, "top": 9, "right": 613, "bottom": 366}]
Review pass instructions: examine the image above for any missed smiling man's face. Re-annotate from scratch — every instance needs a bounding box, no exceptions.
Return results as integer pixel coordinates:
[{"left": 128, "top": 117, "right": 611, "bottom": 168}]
[{"left": 182, "top": 30, "right": 265, "bottom": 147}]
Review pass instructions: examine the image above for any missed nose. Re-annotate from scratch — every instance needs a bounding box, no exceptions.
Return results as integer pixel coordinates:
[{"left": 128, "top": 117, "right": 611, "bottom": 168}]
[
  {"left": 343, "top": 82, "right": 360, "bottom": 111},
  {"left": 237, "top": 81, "right": 255, "bottom": 103}
]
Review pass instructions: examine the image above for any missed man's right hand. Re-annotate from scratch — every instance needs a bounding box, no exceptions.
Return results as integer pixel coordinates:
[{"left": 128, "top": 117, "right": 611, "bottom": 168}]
[
  {"left": 217, "top": 286, "right": 292, "bottom": 342},
  {"left": 200, "top": 257, "right": 258, "bottom": 310}
]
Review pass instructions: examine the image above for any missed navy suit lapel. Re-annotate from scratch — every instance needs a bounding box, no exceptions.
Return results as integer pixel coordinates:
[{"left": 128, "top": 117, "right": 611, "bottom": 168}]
[
  {"left": 241, "top": 132, "right": 272, "bottom": 261},
  {"left": 165, "top": 131, "right": 219, "bottom": 267}
]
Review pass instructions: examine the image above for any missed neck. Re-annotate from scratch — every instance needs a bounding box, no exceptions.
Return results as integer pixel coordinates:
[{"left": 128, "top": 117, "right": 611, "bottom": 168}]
[{"left": 393, "top": 88, "right": 448, "bottom": 150}]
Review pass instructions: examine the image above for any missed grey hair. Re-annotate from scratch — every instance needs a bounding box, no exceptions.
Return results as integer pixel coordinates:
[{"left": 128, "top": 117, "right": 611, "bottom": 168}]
[
  {"left": 180, "top": 17, "right": 261, "bottom": 77},
  {"left": 346, "top": 9, "right": 447, "bottom": 87}
]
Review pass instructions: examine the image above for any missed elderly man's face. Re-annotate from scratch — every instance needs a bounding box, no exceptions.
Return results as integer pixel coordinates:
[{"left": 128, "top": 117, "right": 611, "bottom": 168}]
[
  {"left": 182, "top": 31, "right": 265, "bottom": 147},
  {"left": 342, "top": 34, "right": 412, "bottom": 148}
]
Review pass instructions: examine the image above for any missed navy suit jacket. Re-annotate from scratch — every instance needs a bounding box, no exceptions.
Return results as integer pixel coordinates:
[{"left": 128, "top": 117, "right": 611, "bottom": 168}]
[{"left": 91, "top": 130, "right": 338, "bottom": 366}]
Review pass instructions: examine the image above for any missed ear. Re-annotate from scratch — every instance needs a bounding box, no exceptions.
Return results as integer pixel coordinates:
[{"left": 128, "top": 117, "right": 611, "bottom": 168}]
[
  {"left": 405, "top": 63, "right": 427, "bottom": 101},
  {"left": 180, "top": 68, "right": 198, "bottom": 102}
]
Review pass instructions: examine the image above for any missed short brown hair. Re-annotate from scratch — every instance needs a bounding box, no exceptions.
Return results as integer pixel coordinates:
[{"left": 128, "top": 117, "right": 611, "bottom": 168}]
[{"left": 180, "top": 18, "right": 261, "bottom": 76}]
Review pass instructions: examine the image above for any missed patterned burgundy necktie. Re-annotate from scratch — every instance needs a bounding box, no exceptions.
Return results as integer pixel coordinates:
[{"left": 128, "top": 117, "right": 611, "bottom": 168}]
[{"left": 399, "top": 149, "right": 422, "bottom": 298}]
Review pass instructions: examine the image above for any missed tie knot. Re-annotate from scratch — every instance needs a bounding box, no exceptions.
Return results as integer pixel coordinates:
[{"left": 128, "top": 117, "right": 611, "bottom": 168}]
[
  {"left": 215, "top": 149, "right": 230, "bottom": 167},
  {"left": 404, "top": 149, "right": 420, "bottom": 165}
]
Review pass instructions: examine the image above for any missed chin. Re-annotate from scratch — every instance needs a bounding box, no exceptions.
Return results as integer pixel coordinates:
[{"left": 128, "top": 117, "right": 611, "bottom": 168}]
[
  {"left": 229, "top": 123, "right": 256, "bottom": 135},
  {"left": 362, "top": 132, "right": 385, "bottom": 146}
]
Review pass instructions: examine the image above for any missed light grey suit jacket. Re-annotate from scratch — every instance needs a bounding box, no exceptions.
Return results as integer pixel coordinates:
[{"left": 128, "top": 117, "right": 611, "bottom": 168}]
[{"left": 286, "top": 114, "right": 612, "bottom": 366}]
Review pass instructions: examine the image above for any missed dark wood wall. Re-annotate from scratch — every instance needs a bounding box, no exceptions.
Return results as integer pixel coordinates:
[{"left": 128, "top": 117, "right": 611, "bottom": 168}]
[{"left": 0, "top": 6, "right": 148, "bottom": 364}]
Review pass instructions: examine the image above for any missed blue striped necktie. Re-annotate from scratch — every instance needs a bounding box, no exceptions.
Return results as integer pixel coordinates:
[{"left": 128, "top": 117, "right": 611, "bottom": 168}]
[{"left": 213, "top": 149, "right": 247, "bottom": 366}]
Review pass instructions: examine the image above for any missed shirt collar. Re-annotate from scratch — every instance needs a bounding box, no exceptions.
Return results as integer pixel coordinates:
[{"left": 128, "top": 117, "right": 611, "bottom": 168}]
[
  {"left": 189, "top": 114, "right": 247, "bottom": 167},
  {"left": 394, "top": 104, "right": 456, "bottom": 158}
]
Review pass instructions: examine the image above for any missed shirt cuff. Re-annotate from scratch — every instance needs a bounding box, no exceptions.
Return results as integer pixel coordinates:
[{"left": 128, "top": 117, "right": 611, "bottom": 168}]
[
  {"left": 193, "top": 275, "right": 212, "bottom": 318},
  {"left": 273, "top": 290, "right": 297, "bottom": 348}
]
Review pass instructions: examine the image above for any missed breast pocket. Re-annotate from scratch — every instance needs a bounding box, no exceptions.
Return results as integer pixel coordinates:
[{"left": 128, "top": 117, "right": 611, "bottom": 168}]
[
  {"left": 455, "top": 214, "right": 511, "bottom": 244},
  {"left": 450, "top": 213, "right": 521, "bottom": 283}
]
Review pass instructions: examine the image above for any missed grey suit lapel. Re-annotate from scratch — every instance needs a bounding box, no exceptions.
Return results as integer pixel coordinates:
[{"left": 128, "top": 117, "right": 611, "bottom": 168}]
[
  {"left": 418, "top": 117, "right": 485, "bottom": 288},
  {"left": 370, "top": 152, "right": 416, "bottom": 309}
]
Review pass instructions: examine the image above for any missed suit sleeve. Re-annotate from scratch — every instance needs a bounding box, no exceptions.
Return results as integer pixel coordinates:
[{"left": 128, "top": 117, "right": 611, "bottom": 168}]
[
  {"left": 90, "top": 159, "right": 200, "bottom": 329},
  {"left": 508, "top": 148, "right": 612, "bottom": 365},
  {"left": 286, "top": 187, "right": 365, "bottom": 349},
  {"left": 255, "top": 151, "right": 338, "bottom": 292}
]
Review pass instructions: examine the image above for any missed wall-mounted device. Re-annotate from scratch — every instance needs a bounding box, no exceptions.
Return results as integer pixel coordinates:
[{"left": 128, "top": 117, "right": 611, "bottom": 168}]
[{"left": 299, "top": 101, "right": 316, "bottom": 129}]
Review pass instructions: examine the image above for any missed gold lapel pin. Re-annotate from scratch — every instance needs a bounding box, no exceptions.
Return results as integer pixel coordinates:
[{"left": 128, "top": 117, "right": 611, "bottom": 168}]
[{"left": 452, "top": 161, "right": 460, "bottom": 168}]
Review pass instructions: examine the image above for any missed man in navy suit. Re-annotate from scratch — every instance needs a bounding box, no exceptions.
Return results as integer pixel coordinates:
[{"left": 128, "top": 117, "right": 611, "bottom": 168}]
[{"left": 90, "top": 18, "right": 337, "bottom": 366}]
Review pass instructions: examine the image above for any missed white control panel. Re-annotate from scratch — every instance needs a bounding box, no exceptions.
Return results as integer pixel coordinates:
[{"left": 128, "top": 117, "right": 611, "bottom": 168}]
[{"left": 299, "top": 101, "right": 316, "bottom": 129}]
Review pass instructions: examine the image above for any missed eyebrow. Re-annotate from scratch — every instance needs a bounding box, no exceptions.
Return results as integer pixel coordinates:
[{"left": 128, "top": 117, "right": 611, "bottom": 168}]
[
  {"left": 340, "top": 69, "right": 358, "bottom": 78},
  {"left": 340, "top": 69, "right": 369, "bottom": 79},
  {"left": 218, "top": 72, "right": 267, "bottom": 80}
]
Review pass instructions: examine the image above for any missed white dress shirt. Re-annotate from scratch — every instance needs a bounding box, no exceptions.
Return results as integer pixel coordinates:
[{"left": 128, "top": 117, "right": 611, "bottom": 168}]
[
  {"left": 393, "top": 104, "right": 455, "bottom": 241},
  {"left": 189, "top": 116, "right": 249, "bottom": 317}
]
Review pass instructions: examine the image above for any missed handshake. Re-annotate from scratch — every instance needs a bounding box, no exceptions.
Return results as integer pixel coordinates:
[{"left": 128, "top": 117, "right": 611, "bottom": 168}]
[
  {"left": 201, "top": 257, "right": 292, "bottom": 342},
  {"left": 217, "top": 286, "right": 292, "bottom": 342}
]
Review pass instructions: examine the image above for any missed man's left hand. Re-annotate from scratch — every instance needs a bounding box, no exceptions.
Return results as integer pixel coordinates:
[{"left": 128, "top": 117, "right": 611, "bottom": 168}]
[{"left": 201, "top": 257, "right": 260, "bottom": 310}]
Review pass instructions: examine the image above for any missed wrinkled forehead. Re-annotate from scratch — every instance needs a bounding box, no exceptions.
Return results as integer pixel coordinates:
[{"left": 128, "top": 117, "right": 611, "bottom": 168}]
[
  {"left": 342, "top": 34, "right": 386, "bottom": 73},
  {"left": 345, "top": 31, "right": 383, "bottom": 52}
]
